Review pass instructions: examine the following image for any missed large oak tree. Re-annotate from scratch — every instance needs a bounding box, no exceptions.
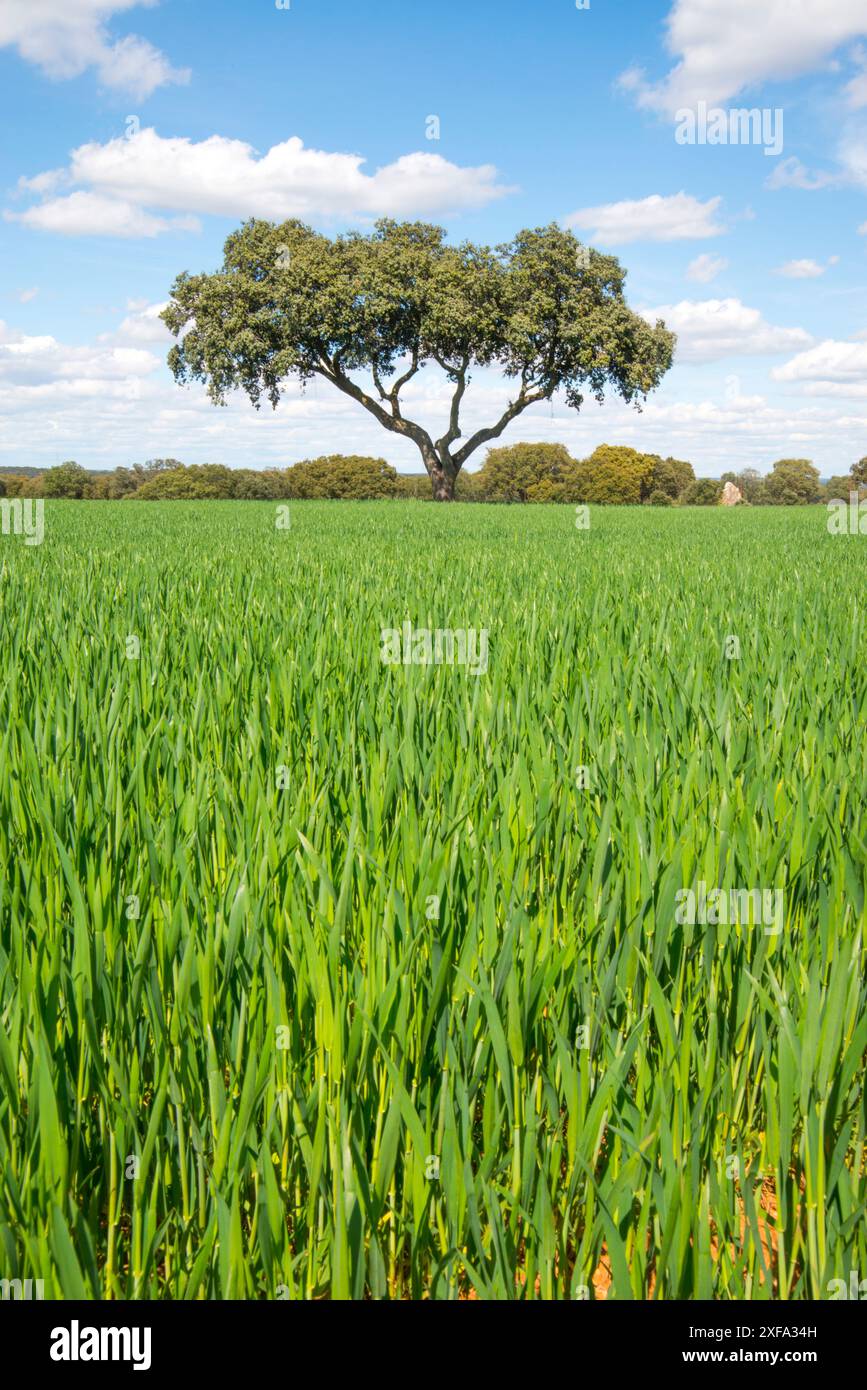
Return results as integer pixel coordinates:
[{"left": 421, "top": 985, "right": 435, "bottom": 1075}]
[{"left": 162, "top": 219, "right": 675, "bottom": 501}]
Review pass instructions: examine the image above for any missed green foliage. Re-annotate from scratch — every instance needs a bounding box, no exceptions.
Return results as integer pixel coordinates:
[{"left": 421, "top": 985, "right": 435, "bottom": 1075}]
[
  {"left": 474, "top": 443, "right": 576, "bottom": 502},
  {"left": 850, "top": 457, "right": 867, "bottom": 486},
  {"left": 285, "top": 455, "right": 398, "bottom": 499},
  {"left": 2, "top": 501, "right": 863, "bottom": 1300},
  {"left": 682, "top": 478, "right": 723, "bottom": 506},
  {"left": 765, "top": 459, "right": 822, "bottom": 506},
  {"left": 648, "top": 488, "right": 673, "bottom": 506},
  {"left": 577, "top": 445, "right": 656, "bottom": 504},
  {"left": 41, "top": 461, "right": 91, "bottom": 499},
  {"left": 162, "top": 219, "right": 675, "bottom": 496}
]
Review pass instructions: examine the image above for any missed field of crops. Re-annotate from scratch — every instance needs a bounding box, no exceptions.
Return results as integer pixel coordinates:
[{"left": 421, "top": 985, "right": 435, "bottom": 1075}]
[{"left": 0, "top": 499, "right": 864, "bottom": 1300}]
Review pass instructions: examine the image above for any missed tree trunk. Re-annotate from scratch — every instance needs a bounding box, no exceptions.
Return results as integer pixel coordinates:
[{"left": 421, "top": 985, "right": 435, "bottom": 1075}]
[
  {"left": 425, "top": 448, "right": 456, "bottom": 501},
  {"left": 431, "top": 469, "right": 455, "bottom": 501}
]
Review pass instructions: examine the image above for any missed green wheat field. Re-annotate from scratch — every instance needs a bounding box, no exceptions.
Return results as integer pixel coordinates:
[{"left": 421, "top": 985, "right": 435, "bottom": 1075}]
[{"left": 1, "top": 500, "right": 865, "bottom": 1300}]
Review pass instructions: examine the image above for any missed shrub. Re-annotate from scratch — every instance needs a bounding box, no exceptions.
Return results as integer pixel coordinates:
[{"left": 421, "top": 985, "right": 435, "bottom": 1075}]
[
  {"left": 286, "top": 455, "right": 399, "bottom": 499},
  {"left": 681, "top": 478, "right": 723, "bottom": 506},
  {"left": 474, "top": 443, "right": 576, "bottom": 502}
]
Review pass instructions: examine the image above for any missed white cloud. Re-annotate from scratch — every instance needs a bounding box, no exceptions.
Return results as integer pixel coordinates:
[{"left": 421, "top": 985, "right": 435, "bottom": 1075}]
[
  {"left": 775, "top": 259, "right": 826, "bottom": 279},
  {"left": 0, "top": 1, "right": 189, "bottom": 99},
  {"left": 838, "top": 132, "right": 867, "bottom": 188},
  {"left": 686, "top": 253, "right": 728, "bottom": 283},
  {"left": 642, "top": 298, "right": 812, "bottom": 363},
  {"left": 765, "top": 157, "right": 839, "bottom": 192},
  {"left": 0, "top": 317, "right": 159, "bottom": 394},
  {"left": 6, "top": 190, "right": 201, "bottom": 238},
  {"left": 622, "top": 0, "right": 867, "bottom": 115},
  {"left": 772, "top": 339, "right": 867, "bottom": 394},
  {"left": 110, "top": 300, "right": 171, "bottom": 343},
  {"left": 15, "top": 287, "right": 39, "bottom": 303},
  {"left": 844, "top": 45, "right": 867, "bottom": 107},
  {"left": 9, "top": 129, "right": 515, "bottom": 236},
  {"left": 564, "top": 192, "right": 724, "bottom": 245}
]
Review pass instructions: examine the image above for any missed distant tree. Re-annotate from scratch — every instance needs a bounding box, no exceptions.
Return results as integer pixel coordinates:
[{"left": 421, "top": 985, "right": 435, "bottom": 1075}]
[
  {"left": 825, "top": 474, "right": 858, "bottom": 502},
  {"left": 663, "top": 457, "right": 695, "bottom": 496},
  {"left": 648, "top": 488, "right": 673, "bottom": 506},
  {"left": 230, "top": 468, "right": 284, "bottom": 499},
  {"left": 648, "top": 456, "right": 683, "bottom": 498},
  {"left": 454, "top": 470, "right": 481, "bottom": 501},
  {"left": 764, "top": 458, "right": 821, "bottom": 505},
  {"left": 681, "top": 478, "right": 723, "bottom": 506},
  {"left": 851, "top": 457, "right": 867, "bottom": 486},
  {"left": 163, "top": 218, "right": 675, "bottom": 500},
  {"left": 474, "top": 442, "right": 575, "bottom": 502},
  {"left": 731, "top": 467, "right": 765, "bottom": 503},
  {"left": 135, "top": 464, "right": 236, "bottom": 499},
  {"left": 286, "top": 455, "right": 399, "bottom": 499},
  {"left": 41, "top": 461, "right": 90, "bottom": 498},
  {"left": 577, "top": 445, "right": 656, "bottom": 504},
  {"left": 395, "top": 474, "right": 432, "bottom": 499},
  {"left": 0, "top": 474, "right": 31, "bottom": 497}
]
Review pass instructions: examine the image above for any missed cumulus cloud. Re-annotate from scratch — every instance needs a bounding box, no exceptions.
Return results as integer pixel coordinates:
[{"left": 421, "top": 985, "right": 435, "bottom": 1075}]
[
  {"left": 104, "top": 301, "right": 171, "bottom": 344},
  {"left": 564, "top": 192, "right": 724, "bottom": 245},
  {"left": 0, "top": 317, "right": 160, "bottom": 397},
  {"left": 765, "top": 157, "right": 840, "bottom": 192},
  {"left": 772, "top": 339, "right": 867, "bottom": 394},
  {"left": 621, "top": 0, "right": 867, "bottom": 115},
  {"left": 775, "top": 259, "right": 827, "bottom": 279},
  {"left": 6, "top": 190, "right": 201, "bottom": 238},
  {"left": 844, "top": 45, "right": 867, "bottom": 107},
  {"left": 0, "top": 0, "right": 189, "bottom": 99},
  {"left": 686, "top": 253, "right": 728, "bottom": 283},
  {"left": 641, "top": 298, "right": 812, "bottom": 363},
  {"left": 8, "top": 129, "right": 515, "bottom": 236}
]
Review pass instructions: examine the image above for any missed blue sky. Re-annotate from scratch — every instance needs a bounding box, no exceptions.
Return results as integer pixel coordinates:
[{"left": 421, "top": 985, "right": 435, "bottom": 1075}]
[{"left": 1, "top": 0, "right": 866, "bottom": 476}]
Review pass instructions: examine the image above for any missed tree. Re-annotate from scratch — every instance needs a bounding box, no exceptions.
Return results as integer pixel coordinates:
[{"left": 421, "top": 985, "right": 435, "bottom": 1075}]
[
  {"left": 732, "top": 467, "right": 765, "bottom": 504},
  {"left": 135, "top": 464, "right": 236, "bottom": 499},
  {"left": 825, "top": 474, "right": 858, "bottom": 502},
  {"left": 648, "top": 455, "right": 686, "bottom": 499},
  {"left": 648, "top": 489, "right": 673, "bottom": 506},
  {"left": 851, "top": 457, "right": 867, "bottom": 486},
  {"left": 41, "top": 461, "right": 90, "bottom": 498},
  {"left": 474, "top": 442, "right": 575, "bottom": 502},
  {"left": 681, "top": 478, "right": 723, "bottom": 505},
  {"left": 764, "top": 458, "right": 821, "bottom": 505},
  {"left": 575, "top": 444, "right": 656, "bottom": 504},
  {"left": 663, "top": 456, "right": 695, "bottom": 497},
  {"left": 285, "top": 455, "right": 398, "bottom": 499},
  {"left": 162, "top": 219, "right": 675, "bottom": 501}
]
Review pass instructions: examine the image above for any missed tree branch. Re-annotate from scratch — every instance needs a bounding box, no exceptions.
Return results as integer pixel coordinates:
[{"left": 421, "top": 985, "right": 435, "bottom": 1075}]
[
  {"left": 315, "top": 360, "right": 436, "bottom": 459},
  {"left": 452, "top": 384, "right": 550, "bottom": 468},
  {"left": 434, "top": 354, "right": 470, "bottom": 457}
]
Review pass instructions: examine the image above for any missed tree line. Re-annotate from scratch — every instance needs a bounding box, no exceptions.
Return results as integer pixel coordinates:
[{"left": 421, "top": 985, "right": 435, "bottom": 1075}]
[{"left": 0, "top": 446, "right": 863, "bottom": 504}]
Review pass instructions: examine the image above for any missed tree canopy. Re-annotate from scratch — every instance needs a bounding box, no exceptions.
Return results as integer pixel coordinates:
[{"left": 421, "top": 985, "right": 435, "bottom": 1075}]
[{"left": 162, "top": 218, "right": 675, "bottom": 500}]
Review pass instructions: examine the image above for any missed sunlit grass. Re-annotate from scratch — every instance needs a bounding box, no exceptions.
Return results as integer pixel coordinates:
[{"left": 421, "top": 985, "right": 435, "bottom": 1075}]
[{"left": 0, "top": 500, "right": 864, "bottom": 1299}]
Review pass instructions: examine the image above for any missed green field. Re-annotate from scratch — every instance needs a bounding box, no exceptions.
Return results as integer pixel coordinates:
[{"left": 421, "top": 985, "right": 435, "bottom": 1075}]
[{"left": 1, "top": 500, "right": 865, "bottom": 1300}]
